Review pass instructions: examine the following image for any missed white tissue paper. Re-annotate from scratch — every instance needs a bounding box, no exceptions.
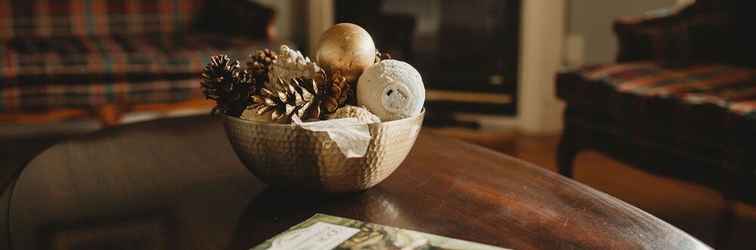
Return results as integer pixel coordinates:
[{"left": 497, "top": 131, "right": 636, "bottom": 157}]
[{"left": 292, "top": 117, "right": 372, "bottom": 158}]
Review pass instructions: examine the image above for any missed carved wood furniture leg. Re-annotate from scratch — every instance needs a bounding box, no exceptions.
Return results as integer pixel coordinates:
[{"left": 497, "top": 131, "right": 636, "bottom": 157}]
[
  {"left": 715, "top": 198, "right": 736, "bottom": 249},
  {"left": 715, "top": 171, "right": 745, "bottom": 249},
  {"left": 95, "top": 104, "right": 122, "bottom": 127},
  {"left": 557, "top": 122, "right": 579, "bottom": 178}
]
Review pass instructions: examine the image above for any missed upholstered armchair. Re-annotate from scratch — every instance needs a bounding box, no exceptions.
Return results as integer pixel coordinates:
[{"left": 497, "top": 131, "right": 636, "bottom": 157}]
[{"left": 555, "top": 0, "right": 755, "bottom": 247}]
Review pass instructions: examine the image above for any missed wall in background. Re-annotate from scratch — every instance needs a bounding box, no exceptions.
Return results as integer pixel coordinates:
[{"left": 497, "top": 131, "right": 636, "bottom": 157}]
[
  {"left": 254, "top": 0, "right": 308, "bottom": 49},
  {"left": 565, "top": 0, "right": 681, "bottom": 65}
]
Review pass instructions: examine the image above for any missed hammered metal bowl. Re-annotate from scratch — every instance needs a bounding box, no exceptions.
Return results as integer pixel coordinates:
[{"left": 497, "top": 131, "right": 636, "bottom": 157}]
[{"left": 223, "top": 111, "right": 424, "bottom": 193}]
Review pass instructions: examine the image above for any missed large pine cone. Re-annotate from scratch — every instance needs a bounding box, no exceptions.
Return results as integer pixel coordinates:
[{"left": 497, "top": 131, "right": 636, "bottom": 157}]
[{"left": 249, "top": 77, "right": 323, "bottom": 122}]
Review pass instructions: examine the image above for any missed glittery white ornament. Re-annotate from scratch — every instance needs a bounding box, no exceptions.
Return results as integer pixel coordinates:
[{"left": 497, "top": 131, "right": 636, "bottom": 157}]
[
  {"left": 357, "top": 59, "right": 425, "bottom": 121},
  {"left": 267, "top": 45, "right": 323, "bottom": 87},
  {"left": 327, "top": 105, "right": 381, "bottom": 124}
]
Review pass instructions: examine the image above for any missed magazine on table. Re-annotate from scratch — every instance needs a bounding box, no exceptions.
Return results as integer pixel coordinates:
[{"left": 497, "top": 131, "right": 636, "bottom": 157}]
[{"left": 250, "top": 213, "right": 510, "bottom": 250}]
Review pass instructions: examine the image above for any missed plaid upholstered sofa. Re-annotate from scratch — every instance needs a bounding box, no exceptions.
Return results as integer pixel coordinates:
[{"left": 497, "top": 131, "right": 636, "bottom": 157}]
[
  {"left": 556, "top": 0, "right": 755, "bottom": 246},
  {"left": 0, "top": 0, "right": 274, "bottom": 125}
]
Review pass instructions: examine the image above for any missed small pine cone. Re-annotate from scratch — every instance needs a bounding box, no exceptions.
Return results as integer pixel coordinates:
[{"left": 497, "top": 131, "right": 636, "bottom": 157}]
[
  {"left": 201, "top": 55, "right": 252, "bottom": 116},
  {"left": 321, "top": 71, "right": 353, "bottom": 113},
  {"left": 248, "top": 49, "right": 277, "bottom": 74},
  {"left": 247, "top": 49, "right": 278, "bottom": 89}
]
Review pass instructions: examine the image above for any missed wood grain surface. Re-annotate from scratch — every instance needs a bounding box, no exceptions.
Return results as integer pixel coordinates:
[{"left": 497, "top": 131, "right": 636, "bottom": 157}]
[{"left": 7, "top": 116, "right": 710, "bottom": 250}]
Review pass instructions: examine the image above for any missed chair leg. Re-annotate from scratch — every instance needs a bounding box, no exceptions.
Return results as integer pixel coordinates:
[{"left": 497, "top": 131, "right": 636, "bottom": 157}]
[
  {"left": 557, "top": 128, "right": 579, "bottom": 178},
  {"left": 715, "top": 199, "right": 736, "bottom": 249},
  {"left": 715, "top": 168, "right": 749, "bottom": 249}
]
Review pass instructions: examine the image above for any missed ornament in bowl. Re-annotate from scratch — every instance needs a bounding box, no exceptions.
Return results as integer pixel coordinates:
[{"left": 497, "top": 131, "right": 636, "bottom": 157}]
[{"left": 201, "top": 23, "right": 425, "bottom": 192}]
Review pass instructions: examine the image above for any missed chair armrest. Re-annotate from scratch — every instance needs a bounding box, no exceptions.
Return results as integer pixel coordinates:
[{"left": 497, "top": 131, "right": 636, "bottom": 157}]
[
  {"left": 613, "top": 8, "right": 685, "bottom": 63},
  {"left": 195, "top": 0, "right": 276, "bottom": 40},
  {"left": 613, "top": 5, "right": 733, "bottom": 66}
]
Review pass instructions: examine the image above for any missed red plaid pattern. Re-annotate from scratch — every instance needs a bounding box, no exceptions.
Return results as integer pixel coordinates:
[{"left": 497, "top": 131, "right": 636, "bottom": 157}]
[
  {"left": 557, "top": 62, "right": 756, "bottom": 153},
  {"left": 1, "top": 34, "right": 264, "bottom": 80},
  {"left": 0, "top": 0, "right": 276, "bottom": 112},
  {"left": 0, "top": 34, "right": 270, "bottom": 111},
  {"left": 0, "top": 0, "right": 204, "bottom": 38},
  {"left": 1, "top": 78, "right": 200, "bottom": 111},
  {"left": 580, "top": 62, "right": 756, "bottom": 117}
]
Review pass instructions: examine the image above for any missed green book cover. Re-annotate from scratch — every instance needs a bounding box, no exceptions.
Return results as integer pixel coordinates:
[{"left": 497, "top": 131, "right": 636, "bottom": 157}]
[{"left": 250, "top": 214, "right": 509, "bottom": 250}]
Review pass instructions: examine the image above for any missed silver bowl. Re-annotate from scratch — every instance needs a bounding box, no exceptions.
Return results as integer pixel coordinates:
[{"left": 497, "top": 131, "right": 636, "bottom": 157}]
[{"left": 223, "top": 111, "right": 424, "bottom": 192}]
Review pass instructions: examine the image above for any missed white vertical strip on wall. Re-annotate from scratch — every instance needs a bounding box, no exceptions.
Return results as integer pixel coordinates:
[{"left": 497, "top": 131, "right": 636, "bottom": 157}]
[
  {"left": 307, "top": 0, "right": 334, "bottom": 55},
  {"left": 517, "top": 0, "right": 567, "bottom": 134}
]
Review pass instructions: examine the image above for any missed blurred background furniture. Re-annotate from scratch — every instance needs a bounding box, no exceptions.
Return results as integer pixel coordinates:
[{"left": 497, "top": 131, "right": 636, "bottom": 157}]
[
  {"left": 0, "top": 0, "right": 275, "bottom": 126},
  {"left": 556, "top": 0, "right": 755, "bottom": 247}
]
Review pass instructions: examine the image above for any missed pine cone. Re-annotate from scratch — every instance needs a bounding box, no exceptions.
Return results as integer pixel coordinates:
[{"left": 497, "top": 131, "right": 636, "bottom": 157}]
[
  {"left": 267, "top": 45, "right": 324, "bottom": 88},
  {"left": 250, "top": 77, "right": 324, "bottom": 122},
  {"left": 321, "top": 71, "right": 353, "bottom": 113},
  {"left": 201, "top": 55, "right": 253, "bottom": 117},
  {"left": 247, "top": 49, "right": 278, "bottom": 88}
]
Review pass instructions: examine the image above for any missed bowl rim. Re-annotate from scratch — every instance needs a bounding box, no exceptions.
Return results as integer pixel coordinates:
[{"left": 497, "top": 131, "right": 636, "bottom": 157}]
[{"left": 223, "top": 108, "right": 425, "bottom": 127}]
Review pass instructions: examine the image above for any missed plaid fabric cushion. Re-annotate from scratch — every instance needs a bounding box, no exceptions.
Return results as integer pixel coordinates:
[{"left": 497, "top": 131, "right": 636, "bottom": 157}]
[
  {"left": 0, "top": 0, "right": 278, "bottom": 112},
  {"left": 1, "top": 34, "right": 263, "bottom": 80},
  {"left": 0, "top": 34, "right": 271, "bottom": 111},
  {"left": 579, "top": 62, "right": 756, "bottom": 118},
  {"left": 0, "top": 0, "right": 204, "bottom": 38},
  {"left": 0, "top": 78, "right": 200, "bottom": 111},
  {"left": 557, "top": 62, "right": 756, "bottom": 163}
]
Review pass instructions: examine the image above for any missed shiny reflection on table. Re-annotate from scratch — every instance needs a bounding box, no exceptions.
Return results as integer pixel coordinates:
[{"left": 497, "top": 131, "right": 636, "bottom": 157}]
[{"left": 8, "top": 116, "right": 710, "bottom": 250}]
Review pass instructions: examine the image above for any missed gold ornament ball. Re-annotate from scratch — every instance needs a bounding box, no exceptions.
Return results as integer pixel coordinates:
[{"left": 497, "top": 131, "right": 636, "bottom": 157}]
[{"left": 315, "top": 23, "right": 377, "bottom": 82}]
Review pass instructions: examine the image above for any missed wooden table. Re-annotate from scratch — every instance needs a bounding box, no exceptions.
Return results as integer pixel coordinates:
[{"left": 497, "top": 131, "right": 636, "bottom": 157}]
[{"left": 7, "top": 116, "right": 709, "bottom": 250}]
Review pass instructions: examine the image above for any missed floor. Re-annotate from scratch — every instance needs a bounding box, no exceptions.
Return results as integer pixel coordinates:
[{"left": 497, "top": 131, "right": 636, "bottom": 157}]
[
  {"left": 1, "top": 123, "right": 755, "bottom": 249},
  {"left": 430, "top": 127, "right": 756, "bottom": 250}
]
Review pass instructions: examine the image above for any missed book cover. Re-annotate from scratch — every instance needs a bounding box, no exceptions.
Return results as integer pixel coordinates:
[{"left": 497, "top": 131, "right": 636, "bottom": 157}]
[{"left": 250, "top": 213, "right": 509, "bottom": 250}]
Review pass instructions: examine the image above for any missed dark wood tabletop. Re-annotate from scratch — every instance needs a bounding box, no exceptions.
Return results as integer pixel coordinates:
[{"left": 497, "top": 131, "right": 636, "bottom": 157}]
[{"left": 7, "top": 116, "right": 709, "bottom": 250}]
